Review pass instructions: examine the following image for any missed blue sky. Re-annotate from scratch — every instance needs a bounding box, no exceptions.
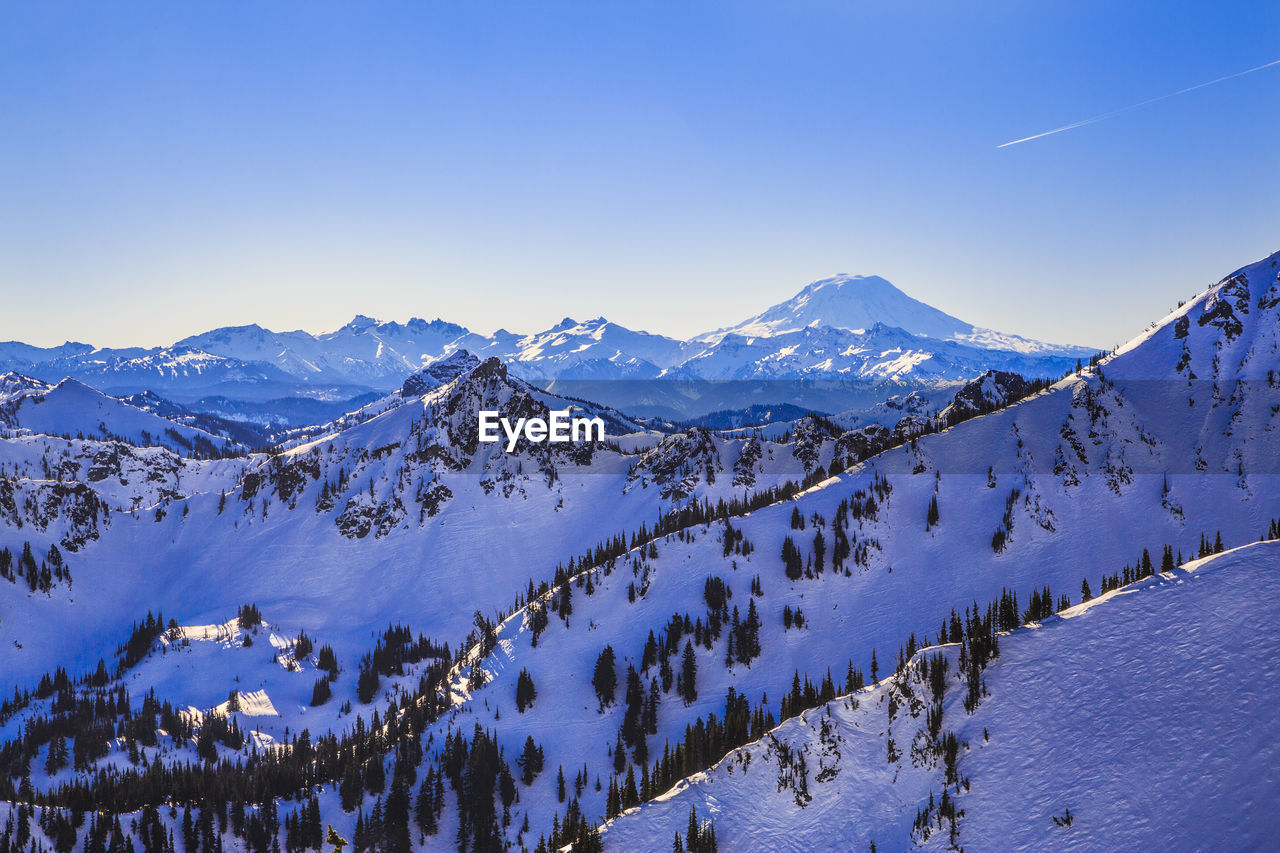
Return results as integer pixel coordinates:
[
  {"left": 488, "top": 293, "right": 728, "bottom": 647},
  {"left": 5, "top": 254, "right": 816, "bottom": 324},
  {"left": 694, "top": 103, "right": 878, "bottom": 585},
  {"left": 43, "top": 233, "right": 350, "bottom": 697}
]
[{"left": 2, "top": 1, "right": 1277, "bottom": 349}]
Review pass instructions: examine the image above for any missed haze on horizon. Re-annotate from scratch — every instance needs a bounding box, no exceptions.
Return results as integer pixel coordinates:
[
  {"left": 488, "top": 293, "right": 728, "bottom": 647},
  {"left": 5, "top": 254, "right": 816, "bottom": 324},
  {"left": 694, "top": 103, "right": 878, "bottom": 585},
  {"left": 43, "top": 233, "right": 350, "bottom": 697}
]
[{"left": 2, "top": 1, "right": 1278, "bottom": 351}]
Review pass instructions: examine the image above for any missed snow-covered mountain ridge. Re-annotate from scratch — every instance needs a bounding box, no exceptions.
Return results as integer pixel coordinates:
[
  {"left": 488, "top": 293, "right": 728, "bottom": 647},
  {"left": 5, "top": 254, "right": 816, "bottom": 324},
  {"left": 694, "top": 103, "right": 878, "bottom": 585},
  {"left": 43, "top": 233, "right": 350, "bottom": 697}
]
[
  {"left": 0, "top": 274, "right": 1092, "bottom": 419},
  {"left": 0, "top": 375, "right": 245, "bottom": 458},
  {"left": 0, "top": 249, "right": 1277, "bottom": 853}
]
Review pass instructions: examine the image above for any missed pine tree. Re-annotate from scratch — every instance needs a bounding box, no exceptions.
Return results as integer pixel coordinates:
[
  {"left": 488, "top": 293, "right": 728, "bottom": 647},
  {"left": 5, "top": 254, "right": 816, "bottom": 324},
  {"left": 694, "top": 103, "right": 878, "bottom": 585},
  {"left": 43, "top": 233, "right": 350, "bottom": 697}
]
[
  {"left": 516, "top": 668, "right": 537, "bottom": 712},
  {"left": 364, "top": 756, "right": 385, "bottom": 794},
  {"left": 613, "top": 730, "right": 627, "bottom": 774},
  {"left": 781, "top": 536, "right": 803, "bottom": 581},
  {"left": 560, "top": 578, "right": 574, "bottom": 619},
  {"left": 517, "top": 736, "right": 544, "bottom": 785},
  {"left": 622, "top": 665, "right": 644, "bottom": 746},
  {"left": 415, "top": 770, "right": 439, "bottom": 837},
  {"left": 678, "top": 641, "right": 698, "bottom": 705},
  {"left": 736, "top": 599, "right": 761, "bottom": 664},
  {"left": 592, "top": 646, "right": 617, "bottom": 707},
  {"left": 384, "top": 773, "right": 412, "bottom": 853}
]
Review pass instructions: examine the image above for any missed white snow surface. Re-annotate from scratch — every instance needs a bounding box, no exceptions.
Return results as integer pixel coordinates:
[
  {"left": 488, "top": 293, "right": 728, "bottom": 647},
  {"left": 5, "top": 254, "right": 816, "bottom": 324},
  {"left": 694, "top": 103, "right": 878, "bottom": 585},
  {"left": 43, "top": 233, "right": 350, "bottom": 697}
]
[
  {"left": 1, "top": 250, "right": 1279, "bottom": 852},
  {"left": 602, "top": 543, "right": 1280, "bottom": 852},
  {"left": 0, "top": 375, "right": 243, "bottom": 454}
]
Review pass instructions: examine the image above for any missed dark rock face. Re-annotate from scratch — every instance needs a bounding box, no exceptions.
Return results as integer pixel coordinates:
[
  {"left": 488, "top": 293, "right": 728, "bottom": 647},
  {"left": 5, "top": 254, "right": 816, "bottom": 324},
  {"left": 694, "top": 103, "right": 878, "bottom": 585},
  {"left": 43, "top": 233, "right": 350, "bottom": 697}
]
[
  {"left": 400, "top": 351, "right": 482, "bottom": 398},
  {"left": 946, "top": 371, "right": 1035, "bottom": 424},
  {"left": 1198, "top": 273, "right": 1250, "bottom": 341}
]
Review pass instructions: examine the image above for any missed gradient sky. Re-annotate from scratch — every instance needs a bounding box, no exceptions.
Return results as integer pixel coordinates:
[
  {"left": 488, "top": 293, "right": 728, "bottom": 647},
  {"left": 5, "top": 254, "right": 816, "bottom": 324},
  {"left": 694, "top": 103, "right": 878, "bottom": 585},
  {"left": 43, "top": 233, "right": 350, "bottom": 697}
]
[{"left": 2, "top": 1, "right": 1278, "bottom": 350}]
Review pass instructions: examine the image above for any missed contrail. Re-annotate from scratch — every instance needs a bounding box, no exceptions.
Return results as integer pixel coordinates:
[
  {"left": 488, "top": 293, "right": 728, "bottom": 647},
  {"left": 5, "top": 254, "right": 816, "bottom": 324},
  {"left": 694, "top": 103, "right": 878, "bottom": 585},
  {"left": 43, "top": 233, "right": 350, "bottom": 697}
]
[{"left": 998, "top": 58, "right": 1280, "bottom": 148}]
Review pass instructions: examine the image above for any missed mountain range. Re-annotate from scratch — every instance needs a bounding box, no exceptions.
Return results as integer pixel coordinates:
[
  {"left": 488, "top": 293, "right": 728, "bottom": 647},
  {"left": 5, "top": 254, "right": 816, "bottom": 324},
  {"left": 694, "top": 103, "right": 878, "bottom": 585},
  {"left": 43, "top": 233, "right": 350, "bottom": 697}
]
[
  {"left": 0, "top": 274, "right": 1092, "bottom": 421},
  {"left": 1, "top": 251, "right": 1275, "bottom": 853}
]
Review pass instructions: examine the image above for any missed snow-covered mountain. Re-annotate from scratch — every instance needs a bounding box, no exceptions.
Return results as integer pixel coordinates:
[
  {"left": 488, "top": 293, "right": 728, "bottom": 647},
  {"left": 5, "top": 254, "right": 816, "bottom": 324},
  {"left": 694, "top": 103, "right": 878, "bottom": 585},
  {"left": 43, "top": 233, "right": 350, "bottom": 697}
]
[
  {"left": 671, "top": 321, "right": 1079, "bottom": 381},
  {"left": 177, "top": 316, "right": 477, "bottom": 387},
  {"left": 0, "top": 250, "right": 1276, "bottom": 853},
  {"left": 0, "top": 274, "right": 1090, "bottom": 421},
  {"left": 0, "top": 373, "right": 246, "bottom": 457},
  {"left": 23, "top": 345, "right": 307, "bottom": 399},
  {"left": 697, "top": 273, "right": 1090, "bottom": 357},
  {"left": 468, "top": 317, "right": 685, "bottom": 382}
]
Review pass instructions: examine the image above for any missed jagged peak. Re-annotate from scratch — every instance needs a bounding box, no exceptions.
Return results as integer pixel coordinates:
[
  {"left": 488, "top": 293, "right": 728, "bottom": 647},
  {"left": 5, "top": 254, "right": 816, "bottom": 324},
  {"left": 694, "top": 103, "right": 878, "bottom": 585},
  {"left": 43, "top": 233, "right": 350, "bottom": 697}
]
[
  {"left": 341, "top": 314, "right": 381, "bottom": 333},
  {"left": 470, "top": 356, "right": 509, "bottom": 381},
  {"left": 401, "top": 350, "right": 484, "bottom": 397}
]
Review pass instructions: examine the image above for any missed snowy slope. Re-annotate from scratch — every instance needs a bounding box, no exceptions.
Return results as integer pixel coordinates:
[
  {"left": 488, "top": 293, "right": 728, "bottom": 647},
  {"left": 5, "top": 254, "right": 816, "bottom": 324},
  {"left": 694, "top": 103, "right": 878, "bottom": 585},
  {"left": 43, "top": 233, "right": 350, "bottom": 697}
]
[
  {"left": 0, "top": 251, "right": 1277, "bottom": 853},
  {"left": 0, "top": 374, "right": 245, "bottom": 456},
  {"left": 0, "top": 352, "right": 822, "bottom": 694},
  {"left": 302, "top": 248, "right": 1279, "bottom": 848},
  {"left": 601, "top": 542, "right": 1280, "bottom": 852}
]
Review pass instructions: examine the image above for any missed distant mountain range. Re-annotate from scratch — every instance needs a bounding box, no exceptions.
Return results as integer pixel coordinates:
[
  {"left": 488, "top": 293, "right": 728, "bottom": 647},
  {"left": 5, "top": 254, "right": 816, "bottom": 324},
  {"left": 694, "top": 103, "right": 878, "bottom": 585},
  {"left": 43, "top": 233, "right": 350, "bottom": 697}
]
[{"left": 0, "top": 274, "right": 1093, "bottom": 419}]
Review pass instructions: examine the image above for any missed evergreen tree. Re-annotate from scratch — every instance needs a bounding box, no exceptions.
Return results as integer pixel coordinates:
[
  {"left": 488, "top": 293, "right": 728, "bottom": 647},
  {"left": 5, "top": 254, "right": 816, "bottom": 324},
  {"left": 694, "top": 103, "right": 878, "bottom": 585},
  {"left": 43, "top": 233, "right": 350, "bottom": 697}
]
[
  {"left": 364, "top": 757, "right": 386, "bottom": 795},
  {"left": 517, "top": 736, "right": 544, "bottom": 785},
  {"left": 622, "top": 665, "right": 644, "bottom": 746},
  {"left": 592, "top": 646, "right": 617, "bottom": 707},
  {"left": 560, "top": 578, "right": 574, "bottom": 619},
  {"left": 516, "top": 668, "right": 537, "bottom": 712},
  {"left": 384, "top": 773, "right": 412, "bottom": 853},
  {"left": 357, "top": 663, "right": 380, "bottom": 704},
  {"left": 736, "top": 598, "right": 762, "bottom": 664},
  {"left": 781, "top": 536, "right": 803, "bottom": 581},
  {"left": 311, "top": 677, "right": 332, "bottom": 706},
  {"left": 678, "top": 641, "right": 698, "bottom": 705},
  {"left": 613, "top": 731, "right": 627, "bottom": 774}
]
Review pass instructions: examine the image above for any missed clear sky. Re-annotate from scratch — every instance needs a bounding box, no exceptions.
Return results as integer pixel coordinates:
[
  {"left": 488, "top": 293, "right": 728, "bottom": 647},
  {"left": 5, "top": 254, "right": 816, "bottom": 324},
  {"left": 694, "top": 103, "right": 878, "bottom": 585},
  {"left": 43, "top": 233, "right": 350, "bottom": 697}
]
[{"left": 2, "top": 1, "right": 1278, "bottom": 350}]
